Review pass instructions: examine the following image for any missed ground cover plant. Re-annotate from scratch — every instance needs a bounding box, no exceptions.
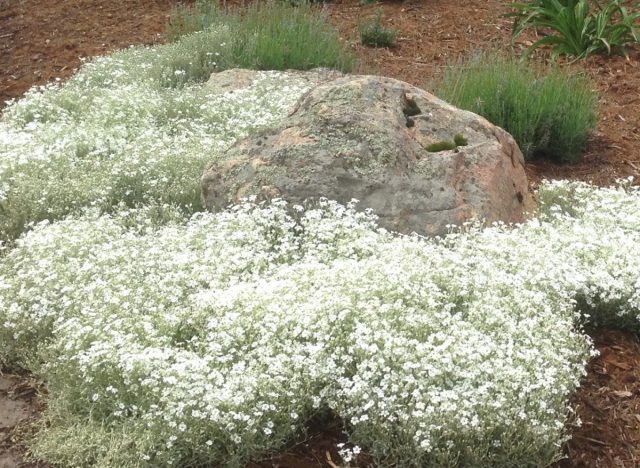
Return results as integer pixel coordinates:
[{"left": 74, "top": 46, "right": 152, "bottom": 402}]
[
  {"left": 509, "top": 0, "right": 640, "bottom": 59},
  {"left": 0, "top": 66, "right": 311, "bottom": 243},
  {"left": 1, "top": 180, "right": 640, "bottom": 467},
  {"left": 436, "top": 52, "right": 598, "bottom": 162},
  {"left": 3, "top": 0, "right": 640, "bottom": 465},
  {"left": 2, "top": 3, "right": 640, "bottom": 467},
  {"left": 0, "top": 2, "right": 354, "bottom": 244}
]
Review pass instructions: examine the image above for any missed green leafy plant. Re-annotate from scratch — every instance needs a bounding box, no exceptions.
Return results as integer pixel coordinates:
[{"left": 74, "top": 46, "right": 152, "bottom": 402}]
[
  {"left": 436, "top": 52, "right": 598, "bottom": 163},
  {"left": 359, "top": 9, "right": 399, "bottom": 47},
  {"left": 508, "top": 0, "right": 640, "bottom": 59},
  {"left": 229, "top": 1, "right": 356, "bottom": 71}
]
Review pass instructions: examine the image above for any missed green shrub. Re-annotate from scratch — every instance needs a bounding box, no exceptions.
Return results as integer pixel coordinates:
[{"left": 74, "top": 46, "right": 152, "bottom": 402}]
[
  {"left": 359, "top": 9, "right": 399, "bottom": 47},
  {"left": 231, "top": 1, "right": 355, "bottom": 71},
  {"left": 166, "top": 0, "right": 356, "bottom": 72},
  {"left": 436, "top": 52, "right": 598, "bottom": 163},
  {"left": 508, "top": 0, "right": 640, "bottom": 59}
]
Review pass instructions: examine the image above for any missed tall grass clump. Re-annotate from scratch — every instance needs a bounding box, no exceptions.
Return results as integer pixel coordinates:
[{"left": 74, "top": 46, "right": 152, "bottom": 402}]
[
  {"left": 437, "top": 52, "right": 597, "bottom": 163},
  {"left": 166, "top": 0, "right": 356, "bottom": 72}
]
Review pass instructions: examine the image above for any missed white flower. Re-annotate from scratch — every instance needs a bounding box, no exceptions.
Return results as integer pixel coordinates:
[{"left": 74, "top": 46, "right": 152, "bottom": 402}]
[{"left": 2, "top": 57, "right": 639, "bottom": 468}]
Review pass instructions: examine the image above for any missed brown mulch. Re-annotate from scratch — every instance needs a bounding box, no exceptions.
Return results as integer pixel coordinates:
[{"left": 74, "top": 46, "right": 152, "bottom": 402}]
[
  {"left": 1, "top": 0, "right": 639, "bottom": 466},
  {"left": 558, "top": 329, "right": 640, "bottom": 468},
  {"left": 0, "top": 0, "right": 173, "bottom": 106}
]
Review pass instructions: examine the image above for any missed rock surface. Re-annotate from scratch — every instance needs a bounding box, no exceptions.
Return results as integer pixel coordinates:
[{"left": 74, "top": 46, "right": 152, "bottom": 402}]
[
  {"left": 202, "top": 74, "right": 535, "bottom": 236},
  {"left": 205, "top": 68, "right": 343, "bottom": 95}
]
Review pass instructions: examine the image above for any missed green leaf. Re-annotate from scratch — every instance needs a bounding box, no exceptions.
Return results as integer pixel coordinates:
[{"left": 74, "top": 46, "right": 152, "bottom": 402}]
[{"left": 507, "top": 0, "right": 640, "bottom": 59}]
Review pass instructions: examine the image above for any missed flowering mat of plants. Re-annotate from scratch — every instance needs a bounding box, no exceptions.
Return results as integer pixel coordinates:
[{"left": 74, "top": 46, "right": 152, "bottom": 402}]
[{"left": 0, "top": 0, "right": 639, "bottom": 467}]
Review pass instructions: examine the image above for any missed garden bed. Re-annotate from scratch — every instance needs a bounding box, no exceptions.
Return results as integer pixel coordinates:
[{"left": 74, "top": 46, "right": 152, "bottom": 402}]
[{"left": 1, "top": 0, "right": 639, "bottom": 466}]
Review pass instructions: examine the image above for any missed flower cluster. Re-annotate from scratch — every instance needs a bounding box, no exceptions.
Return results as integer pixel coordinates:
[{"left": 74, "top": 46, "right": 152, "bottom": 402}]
[
  {"left": 0, "top": 29, "right": 318, "bottom": 242},
  {"left": 2, "top": 180, "right": 639, "bottom": 467},
  {"left": 1, "top": 21, "right": 639, "bottom": 468}
]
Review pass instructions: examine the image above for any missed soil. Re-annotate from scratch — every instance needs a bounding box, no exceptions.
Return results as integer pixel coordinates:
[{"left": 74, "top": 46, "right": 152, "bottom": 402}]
[
  {"left": 558, "top": 329, "right": 640, "bottom": 468},
  {"left": 0, "top": 0, "right": 639, "bottom": 466},
  {"left": 0, "top": 375, "right": 45, "bottom": 468}
]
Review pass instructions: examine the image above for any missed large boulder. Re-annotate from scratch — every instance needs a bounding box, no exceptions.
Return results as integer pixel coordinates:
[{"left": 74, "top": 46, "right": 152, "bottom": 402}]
[{"left": 202, "top": 74, "right": 535, "bottom": 236}]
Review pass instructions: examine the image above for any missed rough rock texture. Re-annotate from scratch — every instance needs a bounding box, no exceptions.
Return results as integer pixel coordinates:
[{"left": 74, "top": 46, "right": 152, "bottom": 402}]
[
  {"left": 202, "top": 74, "right": 535, "bottom": 236},
  {"left": 205, "top": 68, "right": 343, "bottom": 95}
]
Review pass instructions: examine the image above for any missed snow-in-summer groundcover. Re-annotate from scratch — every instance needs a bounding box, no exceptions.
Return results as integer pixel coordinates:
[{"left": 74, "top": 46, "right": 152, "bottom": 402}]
[{"left": 1, "top": 29, "right": 639, "bottom": 468}]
